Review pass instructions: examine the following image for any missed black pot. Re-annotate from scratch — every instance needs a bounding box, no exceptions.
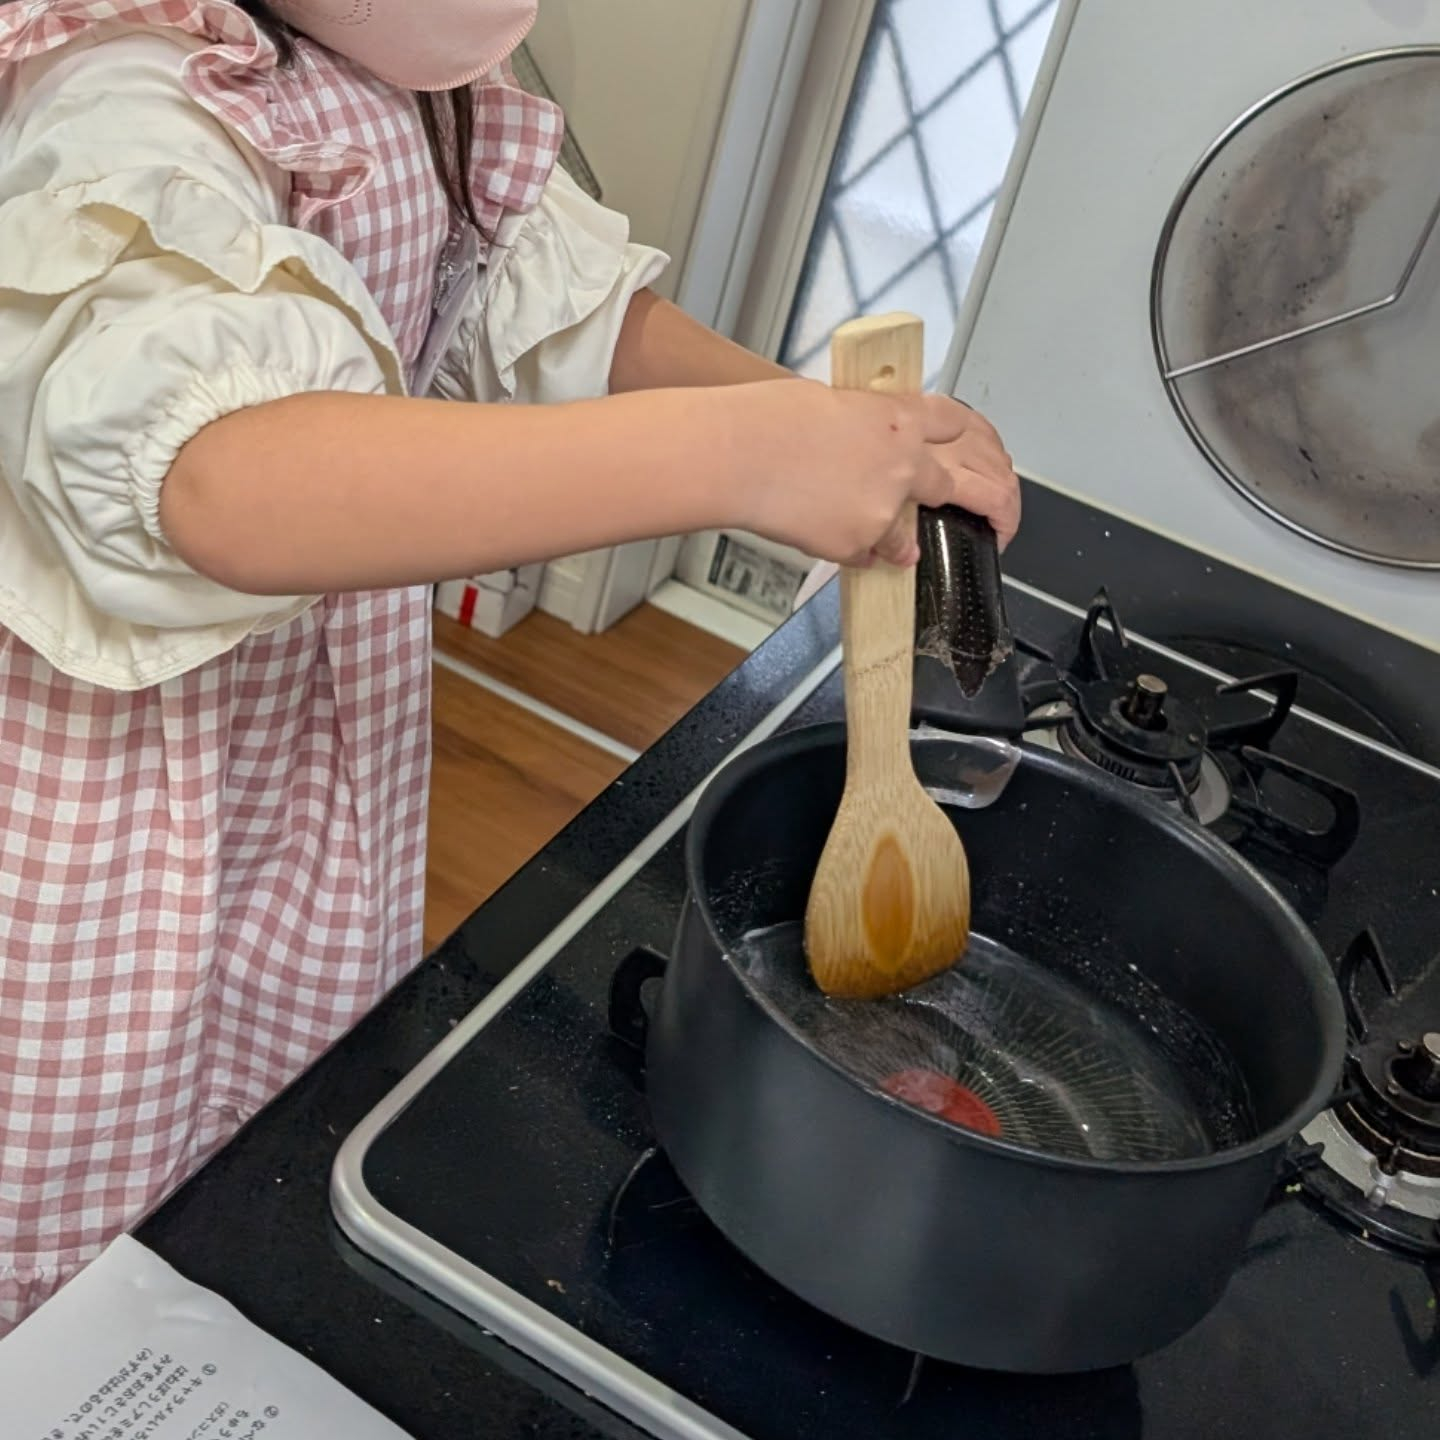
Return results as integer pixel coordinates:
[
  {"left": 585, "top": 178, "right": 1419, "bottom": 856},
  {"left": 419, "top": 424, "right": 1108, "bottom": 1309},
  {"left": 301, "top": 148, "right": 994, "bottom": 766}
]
[{"left": 628, "top": 723, "right": 1345, "bottom": 1373}]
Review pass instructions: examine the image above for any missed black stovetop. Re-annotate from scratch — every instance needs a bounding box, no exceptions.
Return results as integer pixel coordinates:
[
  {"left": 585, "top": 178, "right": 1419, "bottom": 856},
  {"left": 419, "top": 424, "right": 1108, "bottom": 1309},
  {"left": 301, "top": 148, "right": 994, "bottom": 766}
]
[
  {"left": 347, "top": 582, "right": 1440, "bottom": 1440},
  {"left": 130, "top": 492, "right": 1440, "bottom": 1440}
]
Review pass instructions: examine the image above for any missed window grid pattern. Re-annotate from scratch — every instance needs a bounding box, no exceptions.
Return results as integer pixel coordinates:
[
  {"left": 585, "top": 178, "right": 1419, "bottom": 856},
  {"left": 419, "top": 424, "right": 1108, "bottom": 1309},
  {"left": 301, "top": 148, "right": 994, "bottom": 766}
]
[{"left": 780, "top": 0, "right": 1059, "bottom": 386}]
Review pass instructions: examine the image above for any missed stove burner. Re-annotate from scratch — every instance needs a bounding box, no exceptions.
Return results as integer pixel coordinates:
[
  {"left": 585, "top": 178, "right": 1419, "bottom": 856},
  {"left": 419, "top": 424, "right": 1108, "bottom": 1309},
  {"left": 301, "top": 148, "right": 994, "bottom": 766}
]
[
  {"left": 1063, "top": 673, "right": 1208, "bottom": 791},
  {"left": 1015, "top": 590, "right": 1359, "bottom": 867},
  {"left": 1030, "top": 711, "right": 1233, "bottom": 824},
  {"left": 1341, "top": 1025, "right": 1440, "bottom": 1178},
  {"left": 606, "top": 1144, "right": 940, "bottom": 1408},
  {"left": 1298, "top": 930, "right": 1440, "bottom": 1258},
  {"left": 1298, "top": 1112, "right": 1440, "bottom": 1247}
]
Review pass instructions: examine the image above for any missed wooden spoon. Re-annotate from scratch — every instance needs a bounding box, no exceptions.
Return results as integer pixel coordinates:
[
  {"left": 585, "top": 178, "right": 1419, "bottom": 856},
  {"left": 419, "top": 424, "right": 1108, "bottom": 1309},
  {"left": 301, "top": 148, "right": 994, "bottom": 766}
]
[{"left": 804, "top": 312, "right": 972, "bottom": 1000}]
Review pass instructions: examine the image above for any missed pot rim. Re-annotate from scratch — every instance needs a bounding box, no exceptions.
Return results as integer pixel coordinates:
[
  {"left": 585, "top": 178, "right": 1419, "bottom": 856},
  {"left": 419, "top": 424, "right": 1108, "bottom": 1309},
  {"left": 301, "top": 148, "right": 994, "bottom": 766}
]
[{"left": 683, "top": 721, "right": 1349, "bottom": 1179}]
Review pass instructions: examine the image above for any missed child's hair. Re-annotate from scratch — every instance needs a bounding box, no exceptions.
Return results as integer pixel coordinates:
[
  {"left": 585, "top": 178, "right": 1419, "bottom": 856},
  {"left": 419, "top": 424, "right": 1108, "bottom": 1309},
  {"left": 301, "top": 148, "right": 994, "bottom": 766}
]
[{"left": 239, "top": 1, "right": 484, "bottom": 232}]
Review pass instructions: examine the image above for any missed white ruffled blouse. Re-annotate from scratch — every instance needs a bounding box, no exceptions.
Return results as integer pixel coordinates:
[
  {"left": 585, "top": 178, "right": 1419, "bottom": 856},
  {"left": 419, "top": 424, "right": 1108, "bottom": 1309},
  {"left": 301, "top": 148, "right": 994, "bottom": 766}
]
[{"left": 0, "top": 3, "right": 667, "bottom": 689}]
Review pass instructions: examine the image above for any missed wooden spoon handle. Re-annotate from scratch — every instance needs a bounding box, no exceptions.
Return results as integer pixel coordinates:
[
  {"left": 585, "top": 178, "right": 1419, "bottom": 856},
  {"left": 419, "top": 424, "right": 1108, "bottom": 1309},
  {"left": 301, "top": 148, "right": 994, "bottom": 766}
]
[{"left": 830, "top": 313, "right": 926, "bottom": 782}]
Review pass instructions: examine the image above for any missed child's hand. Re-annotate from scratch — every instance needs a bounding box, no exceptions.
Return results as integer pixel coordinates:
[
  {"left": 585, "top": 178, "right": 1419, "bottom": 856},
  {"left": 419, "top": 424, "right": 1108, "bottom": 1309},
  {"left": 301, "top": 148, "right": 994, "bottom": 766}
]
[{"left": 728, "top": 380, "right": 1020, "bottom": 567}]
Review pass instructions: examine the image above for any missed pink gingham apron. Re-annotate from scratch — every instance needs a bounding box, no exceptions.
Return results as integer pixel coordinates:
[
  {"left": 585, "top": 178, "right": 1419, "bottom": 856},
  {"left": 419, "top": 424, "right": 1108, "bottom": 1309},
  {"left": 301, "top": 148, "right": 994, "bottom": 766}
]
[{"left": 0, "top": 0, "right": 561, "bottom": 1331}]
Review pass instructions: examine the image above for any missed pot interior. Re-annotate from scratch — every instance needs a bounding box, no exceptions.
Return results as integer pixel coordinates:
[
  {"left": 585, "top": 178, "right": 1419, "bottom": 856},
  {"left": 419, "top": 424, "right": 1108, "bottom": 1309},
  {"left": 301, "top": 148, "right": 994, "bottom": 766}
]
[{"left": 694, "top": 727, "right": 1344, "bottom": 1166}]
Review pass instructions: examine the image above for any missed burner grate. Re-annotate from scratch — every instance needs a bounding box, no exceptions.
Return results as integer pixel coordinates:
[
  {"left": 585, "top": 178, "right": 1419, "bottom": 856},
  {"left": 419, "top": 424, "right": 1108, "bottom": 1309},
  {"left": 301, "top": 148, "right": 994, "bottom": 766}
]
[{"left": 1017, "top": 590, "right": 1359, "bottom": 866}]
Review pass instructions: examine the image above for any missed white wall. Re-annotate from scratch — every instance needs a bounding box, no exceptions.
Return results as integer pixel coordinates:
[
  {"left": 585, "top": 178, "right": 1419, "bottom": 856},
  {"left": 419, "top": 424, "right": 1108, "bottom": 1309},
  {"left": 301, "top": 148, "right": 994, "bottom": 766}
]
[
  {"left": 527, "top": 0, "right": 753, "bottom": 301},
  {"left": 950, "top": 0, "right": 1440, "bottom": 649}
]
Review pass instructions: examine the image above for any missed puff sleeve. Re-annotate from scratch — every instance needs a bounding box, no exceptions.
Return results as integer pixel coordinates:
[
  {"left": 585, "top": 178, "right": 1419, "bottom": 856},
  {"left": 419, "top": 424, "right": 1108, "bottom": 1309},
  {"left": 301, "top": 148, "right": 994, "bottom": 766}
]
[
  {"left": 0, "top": 28, "right": 404, "bottom": 689},
  {"left": 431, "top": 165, "right": 669, "bottom": 407}
]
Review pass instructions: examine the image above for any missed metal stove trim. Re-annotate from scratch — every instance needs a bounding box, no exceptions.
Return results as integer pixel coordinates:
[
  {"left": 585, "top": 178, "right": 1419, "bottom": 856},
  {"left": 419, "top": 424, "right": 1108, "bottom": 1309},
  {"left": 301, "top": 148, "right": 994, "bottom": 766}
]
[
  {"left": 332, "top": 577, "right": 1439, "bottom": 1440},
  {"left": 1301, "top": 1109, "right": 1440, "bottom": 1221},
  {"left": 332, "top": 646, "right": 841, "bottom": 1440}
]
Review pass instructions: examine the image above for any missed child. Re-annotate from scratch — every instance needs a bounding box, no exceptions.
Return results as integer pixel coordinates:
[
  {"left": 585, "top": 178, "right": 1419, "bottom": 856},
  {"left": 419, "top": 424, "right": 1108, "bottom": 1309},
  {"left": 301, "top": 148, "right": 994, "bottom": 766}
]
[{"left": 0, "top": 0, "right": 1020, "bottom": 1330}]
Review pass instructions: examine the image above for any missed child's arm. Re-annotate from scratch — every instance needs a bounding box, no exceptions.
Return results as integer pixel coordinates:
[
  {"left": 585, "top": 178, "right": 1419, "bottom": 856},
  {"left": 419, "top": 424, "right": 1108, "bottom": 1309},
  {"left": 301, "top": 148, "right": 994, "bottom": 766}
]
[
  {"left": 161, "top": 376, "right": 1000, "bottom": 595},
  {"left": 608, "top": 290, "right": 794, "bottom": 390},
  {"left": 163, "top": 284, "right": 1018, "bottom": 598},
  {"left": 604, "top": 287, "right": 1019, "bottom": 544}
]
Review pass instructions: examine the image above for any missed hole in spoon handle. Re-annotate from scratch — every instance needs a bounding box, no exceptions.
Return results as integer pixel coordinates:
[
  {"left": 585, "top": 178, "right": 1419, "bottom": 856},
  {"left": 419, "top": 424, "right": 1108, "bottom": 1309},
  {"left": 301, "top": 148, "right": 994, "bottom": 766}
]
[{"left": 830, "top": 313, "right": 924, "bottom": 396}]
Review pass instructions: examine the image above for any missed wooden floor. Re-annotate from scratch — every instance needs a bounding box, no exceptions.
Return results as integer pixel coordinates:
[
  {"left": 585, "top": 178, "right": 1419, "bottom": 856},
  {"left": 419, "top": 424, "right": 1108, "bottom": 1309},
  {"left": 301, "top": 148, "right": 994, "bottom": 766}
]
[{"left": 424, "top": 605, "right": 744, "bottom": 950}]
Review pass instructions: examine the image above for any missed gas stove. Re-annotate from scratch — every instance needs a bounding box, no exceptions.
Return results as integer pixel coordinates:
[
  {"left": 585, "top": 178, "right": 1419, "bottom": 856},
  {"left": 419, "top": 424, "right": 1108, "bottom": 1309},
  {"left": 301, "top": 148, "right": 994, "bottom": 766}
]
[
  {"left": 981, "top": 587, "right": 1440, "bottom": 1275},
  {"left": 334, "top": 578, "right": 1440, "bottom": 1440},
  {"left": 915, "top": 583, "right": 1362, "bottom": 865}
]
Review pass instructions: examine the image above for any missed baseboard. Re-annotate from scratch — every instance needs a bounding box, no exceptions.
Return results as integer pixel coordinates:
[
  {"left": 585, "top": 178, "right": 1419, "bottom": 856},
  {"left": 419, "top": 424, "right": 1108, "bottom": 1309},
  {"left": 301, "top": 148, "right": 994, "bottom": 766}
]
[{"left": 647, "top": 580, "right": 776, "bottom": 651}]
